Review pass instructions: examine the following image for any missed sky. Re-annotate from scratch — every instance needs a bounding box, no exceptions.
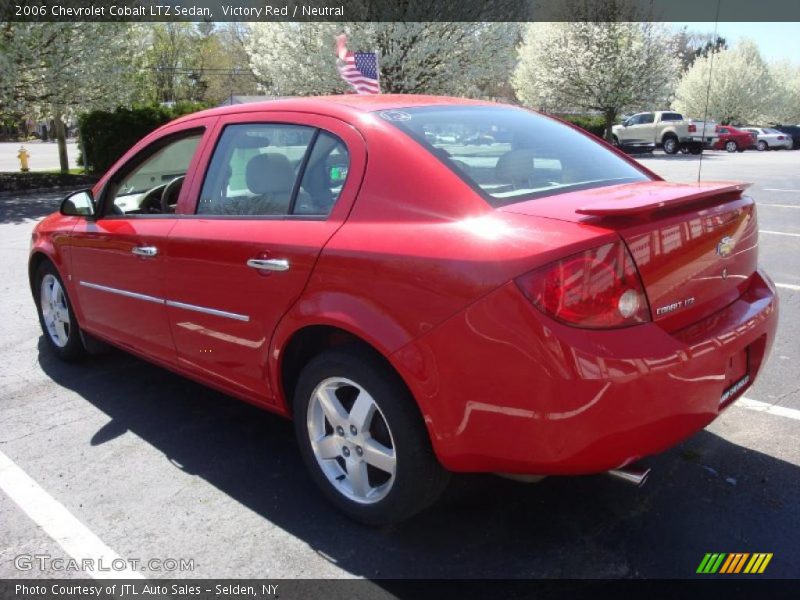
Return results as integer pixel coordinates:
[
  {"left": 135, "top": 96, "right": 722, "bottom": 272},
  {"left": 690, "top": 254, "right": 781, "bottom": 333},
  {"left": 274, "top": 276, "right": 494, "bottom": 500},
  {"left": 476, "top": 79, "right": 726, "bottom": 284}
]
[{"left": 670, "top": 22, "right": 800, "bottom": 64}]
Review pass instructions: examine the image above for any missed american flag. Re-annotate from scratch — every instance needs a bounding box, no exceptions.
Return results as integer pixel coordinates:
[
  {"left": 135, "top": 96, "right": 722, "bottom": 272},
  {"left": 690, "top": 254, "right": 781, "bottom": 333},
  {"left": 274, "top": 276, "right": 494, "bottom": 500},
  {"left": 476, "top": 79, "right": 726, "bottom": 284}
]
[{"left": 335, "top": 34, "right": 380, "bottom": 95}]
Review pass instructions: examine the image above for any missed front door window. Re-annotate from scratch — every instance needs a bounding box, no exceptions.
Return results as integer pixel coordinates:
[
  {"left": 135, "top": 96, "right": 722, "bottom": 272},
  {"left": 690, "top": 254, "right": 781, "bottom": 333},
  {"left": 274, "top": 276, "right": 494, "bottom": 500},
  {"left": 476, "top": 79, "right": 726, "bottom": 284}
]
[{"left": 105, "top": 133, "right": 203, "bottom": 215}]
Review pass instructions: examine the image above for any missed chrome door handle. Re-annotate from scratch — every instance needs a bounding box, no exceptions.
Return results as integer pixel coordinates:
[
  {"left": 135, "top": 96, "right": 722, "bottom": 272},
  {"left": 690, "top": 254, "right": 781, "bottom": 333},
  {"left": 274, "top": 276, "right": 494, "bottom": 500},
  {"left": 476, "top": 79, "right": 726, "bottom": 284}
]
[
  {"left": 131, "top": 246, "right": 158, "bottom": 257},
  {"left": 247, "top": 258, "right": 290, "bottom": 272}
]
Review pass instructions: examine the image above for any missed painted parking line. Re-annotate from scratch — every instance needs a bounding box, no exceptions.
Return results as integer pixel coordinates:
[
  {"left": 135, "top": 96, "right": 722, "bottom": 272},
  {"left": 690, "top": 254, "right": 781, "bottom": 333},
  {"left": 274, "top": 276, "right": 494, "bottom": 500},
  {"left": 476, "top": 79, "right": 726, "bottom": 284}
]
[
  {"left": 759, "top": 203, "right": 800, "bottom": 209},
  {"left": 776, "top": 283, "right": 800, "bottom": 291},
  {"left": 759, "top": 230, "right": 800, "bottom": 238},
  {"left": 763, "top": 189, "right": 800, "bottom": 193},
  {"left": 0, "top": 449, "right": 143, "bottom": 579},
  {"left": 736, "top": 398, "right": 800, "bottom": 422}
]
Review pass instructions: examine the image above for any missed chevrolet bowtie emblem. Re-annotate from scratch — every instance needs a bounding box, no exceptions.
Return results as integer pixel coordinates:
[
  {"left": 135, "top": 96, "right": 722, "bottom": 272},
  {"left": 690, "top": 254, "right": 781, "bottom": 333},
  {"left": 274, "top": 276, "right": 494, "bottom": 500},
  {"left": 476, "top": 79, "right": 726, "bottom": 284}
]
[{"left": 717, "top": 236, "right": 735, "bottom": 258}]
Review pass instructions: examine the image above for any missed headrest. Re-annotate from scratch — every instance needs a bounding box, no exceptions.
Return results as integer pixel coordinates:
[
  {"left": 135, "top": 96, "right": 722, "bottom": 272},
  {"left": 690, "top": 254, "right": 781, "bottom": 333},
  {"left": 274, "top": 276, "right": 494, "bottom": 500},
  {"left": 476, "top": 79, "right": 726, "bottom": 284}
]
[
  {"left": 245, "top": 153, "right": 294, "bottom": 195},
  {"left": 495, "top": 149, "right": 536, "bottom": 186}
]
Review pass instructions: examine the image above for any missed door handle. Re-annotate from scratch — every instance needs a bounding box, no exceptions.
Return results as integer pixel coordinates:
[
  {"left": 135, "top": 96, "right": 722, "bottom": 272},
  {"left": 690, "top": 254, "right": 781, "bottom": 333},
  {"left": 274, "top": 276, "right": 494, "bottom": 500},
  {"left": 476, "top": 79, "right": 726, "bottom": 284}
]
[
  {"left": 247, "top": 258, "right": 290, "bottom": 272},
  {"left": 131, "top": 246, "right": 158, "bottom": 257}
]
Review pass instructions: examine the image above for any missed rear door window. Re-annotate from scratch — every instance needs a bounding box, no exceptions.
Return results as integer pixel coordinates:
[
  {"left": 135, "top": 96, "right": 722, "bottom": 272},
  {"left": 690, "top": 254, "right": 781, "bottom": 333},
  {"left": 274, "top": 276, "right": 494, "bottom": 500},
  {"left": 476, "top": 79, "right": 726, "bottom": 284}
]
[{"left": 197, "top": 124, "right": 350, "bottom": 217}]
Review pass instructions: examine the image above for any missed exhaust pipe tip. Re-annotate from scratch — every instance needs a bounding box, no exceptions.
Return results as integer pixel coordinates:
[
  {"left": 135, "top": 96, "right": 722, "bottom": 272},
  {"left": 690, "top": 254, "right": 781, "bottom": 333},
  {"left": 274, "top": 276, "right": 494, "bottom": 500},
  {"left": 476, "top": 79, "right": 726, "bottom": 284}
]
[{"left": 607, "top": 466, "right": 651, "bottom": 487}]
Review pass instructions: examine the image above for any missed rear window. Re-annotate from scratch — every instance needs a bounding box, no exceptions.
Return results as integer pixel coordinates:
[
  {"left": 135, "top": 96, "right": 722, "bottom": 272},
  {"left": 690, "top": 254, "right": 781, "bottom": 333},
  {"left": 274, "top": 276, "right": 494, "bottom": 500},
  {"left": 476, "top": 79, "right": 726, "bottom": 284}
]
[
  {"left": 660, "top": 112, "right": 683, "bottom": 121},
  {"left": 382, "top": 106, "right": 648, "bottom": 207}
]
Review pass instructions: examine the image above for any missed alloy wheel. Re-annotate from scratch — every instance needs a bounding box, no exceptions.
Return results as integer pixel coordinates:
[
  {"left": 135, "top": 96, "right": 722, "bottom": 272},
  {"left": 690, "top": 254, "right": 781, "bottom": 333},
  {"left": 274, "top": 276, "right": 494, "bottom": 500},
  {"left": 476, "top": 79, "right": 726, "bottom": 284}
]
[
  {"left": 307, "top": 377, "right": 396, "bottom": 504},
  {"left": 40, "top": 274, "right": 70, "bottom": 348}
]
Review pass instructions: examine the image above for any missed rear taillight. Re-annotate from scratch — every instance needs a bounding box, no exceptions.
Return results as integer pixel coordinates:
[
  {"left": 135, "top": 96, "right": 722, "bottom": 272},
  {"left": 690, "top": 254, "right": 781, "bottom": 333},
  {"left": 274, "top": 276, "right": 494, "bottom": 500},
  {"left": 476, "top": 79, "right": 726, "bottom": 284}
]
[
  {"left": 515, "top": 241, "right": 651, "bottom": 329},
  {"left": 688, "top": 124, "right": 697, "bottom": 133},
  {"left": 777, "top": 135, "right": 785, "bottom": 140}
]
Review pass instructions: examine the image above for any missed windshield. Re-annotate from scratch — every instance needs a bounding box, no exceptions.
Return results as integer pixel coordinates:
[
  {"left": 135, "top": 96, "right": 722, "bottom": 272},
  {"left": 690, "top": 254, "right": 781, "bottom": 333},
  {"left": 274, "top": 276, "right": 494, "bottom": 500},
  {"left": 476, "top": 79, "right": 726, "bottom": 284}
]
[{"left": 382, "top": 106, "right": 649, "bottom": 207}]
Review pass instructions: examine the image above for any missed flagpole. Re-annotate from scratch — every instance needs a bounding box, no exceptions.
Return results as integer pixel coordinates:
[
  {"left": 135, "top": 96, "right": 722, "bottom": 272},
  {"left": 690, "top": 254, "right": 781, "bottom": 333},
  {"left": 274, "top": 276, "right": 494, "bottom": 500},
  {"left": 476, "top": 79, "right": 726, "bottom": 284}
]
[{"left": 374, "top": 47, "right": 381, "bottom": 94}]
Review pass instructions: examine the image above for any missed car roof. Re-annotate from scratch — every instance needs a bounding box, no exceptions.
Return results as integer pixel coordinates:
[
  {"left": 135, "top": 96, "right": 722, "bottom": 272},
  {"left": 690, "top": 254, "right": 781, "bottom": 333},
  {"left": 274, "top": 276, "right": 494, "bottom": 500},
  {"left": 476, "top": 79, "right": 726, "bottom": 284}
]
[{"left": 170, "top": 94, "right": 502, "bottom": 126}]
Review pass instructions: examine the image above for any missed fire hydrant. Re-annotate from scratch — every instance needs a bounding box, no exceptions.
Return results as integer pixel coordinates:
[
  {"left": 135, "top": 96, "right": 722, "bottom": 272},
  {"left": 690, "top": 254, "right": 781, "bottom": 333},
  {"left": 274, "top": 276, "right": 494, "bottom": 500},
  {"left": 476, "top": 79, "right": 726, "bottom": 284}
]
[{"left": 17, "top": 146, "right": 30, "bottom": 172}]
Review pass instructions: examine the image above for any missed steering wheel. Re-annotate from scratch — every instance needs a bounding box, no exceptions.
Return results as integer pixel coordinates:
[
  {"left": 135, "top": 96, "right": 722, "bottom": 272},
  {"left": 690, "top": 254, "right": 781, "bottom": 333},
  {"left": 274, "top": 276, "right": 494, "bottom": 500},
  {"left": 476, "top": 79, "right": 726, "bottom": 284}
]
[
  {"left": 139, "top": 184, "right": 167, "bottom": 214},
  {"left": 160, "top": 176, "right": 185, "bottom": 214}
]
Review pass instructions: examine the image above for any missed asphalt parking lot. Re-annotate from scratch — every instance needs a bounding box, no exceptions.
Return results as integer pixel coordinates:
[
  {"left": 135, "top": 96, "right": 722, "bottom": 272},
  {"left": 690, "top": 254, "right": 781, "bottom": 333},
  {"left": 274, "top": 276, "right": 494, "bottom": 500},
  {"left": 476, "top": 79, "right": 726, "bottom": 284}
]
[{"left": 1, "top": 149, "right": 799, "bottom": 581}]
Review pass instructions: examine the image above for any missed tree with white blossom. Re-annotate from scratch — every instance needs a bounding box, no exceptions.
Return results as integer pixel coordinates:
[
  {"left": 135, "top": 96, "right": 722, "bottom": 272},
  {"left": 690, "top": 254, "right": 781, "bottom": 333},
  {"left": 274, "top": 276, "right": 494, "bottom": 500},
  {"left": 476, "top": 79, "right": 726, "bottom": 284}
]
[
  {"left": 673, "top": 40, "right": 775, "bottom": 125},
  {"left": 768, "top": 61, "right": 800, "bottom": 125},
  {"left": 244, "top": 22, "right": 519, "bottom": 98},
  {"left": 512, "top": 21, "right": 682, "bottom": 140},
  {"left": 0, "top": 23, "right": 144, "bottom": 172}
]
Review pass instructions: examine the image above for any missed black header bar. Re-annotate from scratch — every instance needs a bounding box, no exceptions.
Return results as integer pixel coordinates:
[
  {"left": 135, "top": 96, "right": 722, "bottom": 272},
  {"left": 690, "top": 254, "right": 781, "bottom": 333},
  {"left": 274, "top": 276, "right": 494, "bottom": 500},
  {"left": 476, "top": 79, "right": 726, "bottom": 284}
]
[{"left": 3, "top": 0, "right": 800, "bottom": 22}]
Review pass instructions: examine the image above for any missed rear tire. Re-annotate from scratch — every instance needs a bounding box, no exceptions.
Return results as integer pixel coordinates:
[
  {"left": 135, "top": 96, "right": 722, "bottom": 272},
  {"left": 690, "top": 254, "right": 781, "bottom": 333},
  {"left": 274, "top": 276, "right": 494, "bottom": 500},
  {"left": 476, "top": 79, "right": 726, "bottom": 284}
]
[
  {"left": 293, "top": 346, "right": 449, "bottom": 525},
  {"left": 725, "top": 140, "right": 738, "bottom": 153},
  {"left": 34, "top": 261, "right": 86, "bottom": 361},
  {"left": 662, "top": 135, "right": 678, "bottom": 155},
  {"left": 689, "top": 145, "right": 703, "bottom": 155}
]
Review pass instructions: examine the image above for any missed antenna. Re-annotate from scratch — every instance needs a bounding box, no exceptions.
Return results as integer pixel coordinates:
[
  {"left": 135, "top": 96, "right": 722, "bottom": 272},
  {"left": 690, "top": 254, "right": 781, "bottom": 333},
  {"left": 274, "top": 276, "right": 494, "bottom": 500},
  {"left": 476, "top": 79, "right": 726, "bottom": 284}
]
[{"left": 698, "top": 0, "right": 722, "bottom": 183}]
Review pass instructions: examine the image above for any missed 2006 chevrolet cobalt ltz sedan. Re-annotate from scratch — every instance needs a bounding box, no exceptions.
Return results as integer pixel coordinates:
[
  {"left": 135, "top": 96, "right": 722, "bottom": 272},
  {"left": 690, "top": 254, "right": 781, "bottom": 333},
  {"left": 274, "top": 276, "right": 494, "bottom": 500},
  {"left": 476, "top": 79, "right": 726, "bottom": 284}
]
[{"left": 30, "top": 96, "right": 778, "bottom": 524}]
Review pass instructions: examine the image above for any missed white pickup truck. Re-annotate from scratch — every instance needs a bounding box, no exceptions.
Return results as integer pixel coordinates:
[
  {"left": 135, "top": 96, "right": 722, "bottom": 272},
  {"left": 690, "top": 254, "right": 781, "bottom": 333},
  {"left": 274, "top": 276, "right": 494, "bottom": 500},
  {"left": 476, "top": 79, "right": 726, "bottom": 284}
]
[{"left": 612, "top": 111, "right": 718, "bottom": 154}]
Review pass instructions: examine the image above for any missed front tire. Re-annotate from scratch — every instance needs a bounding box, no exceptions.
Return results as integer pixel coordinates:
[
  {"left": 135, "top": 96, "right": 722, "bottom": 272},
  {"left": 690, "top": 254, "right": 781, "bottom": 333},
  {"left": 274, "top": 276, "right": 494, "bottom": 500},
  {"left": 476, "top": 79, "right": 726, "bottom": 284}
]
[
  {"left": 293, "top": 347, "right": 449, "bottom": 525},
  {"left": 34, "top": 261, "right": 85, "bottom": 361},
  {"left": 757, "top": 140, "right": 768, "bottom": 151}
]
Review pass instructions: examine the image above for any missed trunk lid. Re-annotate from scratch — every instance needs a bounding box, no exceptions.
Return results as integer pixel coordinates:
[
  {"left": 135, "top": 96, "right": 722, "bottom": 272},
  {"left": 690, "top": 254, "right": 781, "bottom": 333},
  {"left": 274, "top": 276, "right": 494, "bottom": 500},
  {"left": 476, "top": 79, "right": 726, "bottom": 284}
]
[{"left": 500, "top": 181, "right": 759, "bottom": 331}]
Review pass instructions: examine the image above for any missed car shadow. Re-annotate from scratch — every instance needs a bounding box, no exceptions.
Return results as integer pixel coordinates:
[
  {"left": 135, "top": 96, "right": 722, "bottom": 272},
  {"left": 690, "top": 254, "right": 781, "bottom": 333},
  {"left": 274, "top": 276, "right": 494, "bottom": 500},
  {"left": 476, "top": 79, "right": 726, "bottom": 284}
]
[
  {"left": 0, "top": 192, "right": 67, "bottom": 225},
  {"left": 37, "top": 339, "right": 800, "bottom": 579}
]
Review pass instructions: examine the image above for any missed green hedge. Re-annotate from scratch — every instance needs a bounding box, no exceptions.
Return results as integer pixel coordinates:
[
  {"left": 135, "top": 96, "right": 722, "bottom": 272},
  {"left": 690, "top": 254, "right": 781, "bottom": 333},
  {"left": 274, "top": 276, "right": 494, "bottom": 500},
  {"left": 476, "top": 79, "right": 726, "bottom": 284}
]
[
  {"left": 555, "top": 114, "right": 607, "bottom": 139},
  {"left": 78, "top": 102, "right": 210, "bottom": 175}
]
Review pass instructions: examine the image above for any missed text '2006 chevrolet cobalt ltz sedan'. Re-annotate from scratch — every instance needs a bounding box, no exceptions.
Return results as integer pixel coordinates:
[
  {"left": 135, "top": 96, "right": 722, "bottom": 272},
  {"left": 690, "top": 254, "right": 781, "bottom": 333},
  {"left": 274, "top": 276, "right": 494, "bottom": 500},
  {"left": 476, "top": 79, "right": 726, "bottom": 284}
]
[{"left": 30, "top": 96, "right": 778, "bottom": 524}]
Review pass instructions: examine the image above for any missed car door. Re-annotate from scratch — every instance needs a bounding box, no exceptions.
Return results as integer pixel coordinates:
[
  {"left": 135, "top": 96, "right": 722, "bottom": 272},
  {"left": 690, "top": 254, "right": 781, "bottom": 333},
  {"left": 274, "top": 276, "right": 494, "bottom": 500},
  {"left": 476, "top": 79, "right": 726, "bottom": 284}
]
[
  {"left": 636, "top": 112, "right": 656, "bottom": 143},
  {"left": 162, "top": 112, "right": 366, "bottom": 404},
  {"left": 618, "top": 114, "right": 643, "bottom": 144},
  {"left": 69, "top": 119, "right": 216, "bottom": 364}
]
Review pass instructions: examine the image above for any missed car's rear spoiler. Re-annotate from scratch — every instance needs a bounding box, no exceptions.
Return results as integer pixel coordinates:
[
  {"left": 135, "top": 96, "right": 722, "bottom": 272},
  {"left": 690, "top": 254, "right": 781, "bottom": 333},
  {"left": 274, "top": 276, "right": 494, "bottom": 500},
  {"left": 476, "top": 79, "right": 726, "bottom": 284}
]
[{"left": 576, "top": 181, "right": 751, "bottom": 217}]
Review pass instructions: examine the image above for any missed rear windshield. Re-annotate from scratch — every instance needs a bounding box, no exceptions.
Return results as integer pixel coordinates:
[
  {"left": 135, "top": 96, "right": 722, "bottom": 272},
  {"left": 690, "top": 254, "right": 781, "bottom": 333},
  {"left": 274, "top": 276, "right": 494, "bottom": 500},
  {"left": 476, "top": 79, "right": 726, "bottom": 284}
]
[{"left": 382, "top": 106, "right": 649, "bottom": 207}]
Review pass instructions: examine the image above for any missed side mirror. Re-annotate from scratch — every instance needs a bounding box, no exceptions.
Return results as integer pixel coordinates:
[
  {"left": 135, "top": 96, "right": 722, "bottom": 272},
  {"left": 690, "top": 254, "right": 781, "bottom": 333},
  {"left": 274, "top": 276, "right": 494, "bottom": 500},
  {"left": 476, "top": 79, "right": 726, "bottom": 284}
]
[{"left": 60, "top": 189, "right": 95, "bottom": 217}]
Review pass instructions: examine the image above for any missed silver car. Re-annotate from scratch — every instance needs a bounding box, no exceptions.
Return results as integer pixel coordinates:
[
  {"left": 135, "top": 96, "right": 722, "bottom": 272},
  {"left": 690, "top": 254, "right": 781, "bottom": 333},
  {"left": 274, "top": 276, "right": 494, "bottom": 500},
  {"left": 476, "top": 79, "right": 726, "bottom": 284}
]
[{"left": 741, "top": 127, "right": 793, "bottom": 151}]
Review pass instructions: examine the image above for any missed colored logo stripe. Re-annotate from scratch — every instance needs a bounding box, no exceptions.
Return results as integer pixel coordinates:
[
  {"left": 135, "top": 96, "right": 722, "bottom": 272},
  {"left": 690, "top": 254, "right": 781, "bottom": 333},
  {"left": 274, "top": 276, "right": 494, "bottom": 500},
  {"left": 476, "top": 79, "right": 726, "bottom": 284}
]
[
  {"left": 744, "top": 553, "right": 773, "bottom": 574},
  {"left": 719, "top": 553, "right": 749, "bottom": 573},
  {"left": 697, "top": 553, "right": 773, "bottom": 574},
  {"left": 697, "top": 553, "right": 726, "bottom": 573}
]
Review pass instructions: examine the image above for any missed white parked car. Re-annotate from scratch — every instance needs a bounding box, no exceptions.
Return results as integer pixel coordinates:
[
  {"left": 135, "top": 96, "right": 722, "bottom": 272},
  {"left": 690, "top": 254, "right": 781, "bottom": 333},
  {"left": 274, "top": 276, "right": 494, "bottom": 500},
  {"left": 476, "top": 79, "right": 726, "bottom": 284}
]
[{"left": 741, "top": 127, "right": 793, "bottom": 151}]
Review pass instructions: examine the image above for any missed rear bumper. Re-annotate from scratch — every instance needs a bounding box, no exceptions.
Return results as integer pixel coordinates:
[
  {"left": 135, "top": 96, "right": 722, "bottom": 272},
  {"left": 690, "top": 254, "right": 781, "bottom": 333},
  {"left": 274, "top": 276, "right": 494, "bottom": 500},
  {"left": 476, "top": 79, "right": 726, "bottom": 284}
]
[{"left": 392, "top": 269, "right": 778, "bottom": 474}]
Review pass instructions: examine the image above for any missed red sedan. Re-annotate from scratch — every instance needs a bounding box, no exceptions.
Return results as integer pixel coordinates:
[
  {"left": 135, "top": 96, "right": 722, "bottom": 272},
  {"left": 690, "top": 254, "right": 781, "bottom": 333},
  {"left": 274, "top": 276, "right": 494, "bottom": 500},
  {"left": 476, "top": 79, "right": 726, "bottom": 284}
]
[
  {"left": 30, "top": 96, "right": 778, "bottom": 524},
  {"left": 713, "top": 125, "right": 756, "bottom": 152}
]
